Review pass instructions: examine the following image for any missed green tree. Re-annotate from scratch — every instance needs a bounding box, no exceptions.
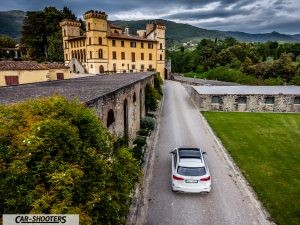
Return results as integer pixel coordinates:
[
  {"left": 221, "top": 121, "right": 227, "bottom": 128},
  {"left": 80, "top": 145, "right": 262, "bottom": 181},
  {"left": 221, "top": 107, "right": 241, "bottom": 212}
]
[{"left": 0, "top": 96, "right": 141, "bottom": 224}]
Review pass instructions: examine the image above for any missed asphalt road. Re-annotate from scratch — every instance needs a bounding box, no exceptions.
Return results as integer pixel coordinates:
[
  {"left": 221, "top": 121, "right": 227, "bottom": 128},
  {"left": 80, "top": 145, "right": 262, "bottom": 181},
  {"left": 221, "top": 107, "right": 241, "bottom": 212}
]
[{"left": 142, "top": 81, "right": 272, "bottom": 225}]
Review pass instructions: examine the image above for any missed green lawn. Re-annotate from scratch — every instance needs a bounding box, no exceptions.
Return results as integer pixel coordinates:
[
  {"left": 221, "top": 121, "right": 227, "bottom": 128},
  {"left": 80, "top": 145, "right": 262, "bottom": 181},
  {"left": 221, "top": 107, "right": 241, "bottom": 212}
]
[{"left": 202, "top": 112, "right": 300, "bottom": 225}]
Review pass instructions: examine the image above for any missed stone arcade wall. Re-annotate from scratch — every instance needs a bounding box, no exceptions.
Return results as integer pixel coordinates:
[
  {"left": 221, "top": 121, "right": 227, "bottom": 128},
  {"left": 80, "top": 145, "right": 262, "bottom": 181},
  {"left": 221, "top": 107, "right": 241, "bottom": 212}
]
[
  {"left": 191, "top": 86, "right": 300, "bottom": 113},
  {"left": 0, "top": 72, "right": 155, "bottom": 138}
]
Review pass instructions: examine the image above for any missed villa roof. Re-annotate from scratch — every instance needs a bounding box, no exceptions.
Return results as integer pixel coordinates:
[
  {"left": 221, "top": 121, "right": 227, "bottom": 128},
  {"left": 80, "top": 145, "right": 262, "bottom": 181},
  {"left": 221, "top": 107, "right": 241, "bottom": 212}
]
[
  {"left": 0, "top": 61, "right": 68, "bottom": 71},
  {"left": 108, "top": 33, "right": 157, "bottom": 42},
  {"left": 193, "top": 86, "right": 300, "bottom": 95},
  {"left": 66, "top": 36, "right": 86, "bottom": 41}
]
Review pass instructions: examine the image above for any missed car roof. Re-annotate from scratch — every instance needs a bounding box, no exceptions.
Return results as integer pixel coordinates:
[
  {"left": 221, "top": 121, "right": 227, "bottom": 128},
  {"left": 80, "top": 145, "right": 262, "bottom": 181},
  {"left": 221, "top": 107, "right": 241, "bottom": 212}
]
[{"left": 177, "top": 148, "right": 204, "bottom": 167}]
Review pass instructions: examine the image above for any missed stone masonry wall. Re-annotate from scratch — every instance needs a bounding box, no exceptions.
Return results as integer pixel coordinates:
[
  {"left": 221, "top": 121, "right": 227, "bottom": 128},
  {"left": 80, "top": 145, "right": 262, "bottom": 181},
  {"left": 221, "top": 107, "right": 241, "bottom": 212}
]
[
  {"left": 87, "top": 75, "right": 154, "bottom": 139},
  {"left": 191, "top": 88, "right": 300, "bottom": 113}
]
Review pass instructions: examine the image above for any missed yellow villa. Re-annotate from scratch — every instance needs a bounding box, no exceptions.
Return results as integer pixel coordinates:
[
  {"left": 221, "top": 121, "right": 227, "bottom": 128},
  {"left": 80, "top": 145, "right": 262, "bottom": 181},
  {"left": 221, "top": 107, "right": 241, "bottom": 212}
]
[
  {"left": 60, "top": 10, "right": 166, "bottom": 79},
  {"left": 0, "top": 61, "right": 70, "bottom": 87}
]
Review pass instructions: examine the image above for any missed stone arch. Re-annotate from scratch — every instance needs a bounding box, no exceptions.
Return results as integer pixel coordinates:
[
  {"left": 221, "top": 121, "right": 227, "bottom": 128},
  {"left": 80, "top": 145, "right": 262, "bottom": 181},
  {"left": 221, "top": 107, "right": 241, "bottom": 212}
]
[
  {"left": 133, "top": 92, "right": 136, "bottom": 103},
  {"left": 80, "top": 50, "right": 83, "bottom": 62},
  {"left": 99, "top": 65, "right": 104, "bottom": 73},
  {"left": 107, "top": 109, "right": 115, "bottom": 127}
]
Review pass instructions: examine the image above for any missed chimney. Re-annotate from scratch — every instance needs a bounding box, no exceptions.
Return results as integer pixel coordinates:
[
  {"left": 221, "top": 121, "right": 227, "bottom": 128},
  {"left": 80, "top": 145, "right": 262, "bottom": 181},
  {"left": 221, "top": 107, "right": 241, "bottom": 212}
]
[{"left": 125, "top": 25, "right": 129, "bottom": 35}]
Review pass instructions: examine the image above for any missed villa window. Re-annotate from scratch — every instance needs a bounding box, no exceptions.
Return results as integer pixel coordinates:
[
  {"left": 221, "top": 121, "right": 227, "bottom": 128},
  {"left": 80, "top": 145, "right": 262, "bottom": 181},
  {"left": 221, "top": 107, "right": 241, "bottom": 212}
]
[
  {"left": 294, "top": 96, "right": 300, "bottom": 104},
  {"left": 113, "top": 51, "right": 117, "bottom": 60},
  {"left": 237, "top": 96, "right": 247, "bottom": 104},
  {"left": 113, "top": 63, "right": 117, "bottom": 72},
  {"left": 141, "top": 42, "right": 144, "bottom": 48},
  {"left": 141, "top": 64, "right": 144, "bottom": 71},
  {"left": 160, "top": 54, "right": 163, "bottom": 61},
  {"left": 141, "top": 53, "right": 144, "bottom": 60},
  {"left": 212, "top": 96, "right": 221, "bottom": 104},
  {"left": 89, "top": 37, "right": 91, "bottom": 45},
  {"left": 121, "top": 52, "right": 125, "bottom": 60},
  {"left": 88, "top": 22, "right": 91, "bottom": 31},
  {"left": 131, "top": 52, "right": 135, "bottom": 62},
  {"left": 90, "top": 51, "right": 92, "bottom": 59},
  {"left": 265, "top": 97, "right": 275, "bottom": 104},
  {"left": 130, "top": 42, "right": 136, "bottom": 48},
  {"left": 148, "top": 43, "right": 153, "bottom": 49},
  {"left": 121, "top": 40, "right": 124, "bottom": 47},
  {"left": 112, "top": 40, "right": 116, "bottom": 46},
  {"left": 99, "top": 37, "right": 102, "bottom": 45},
  {"left": 99, "top": 49, "right": 103, "bottom": 59},
  {"left": 149, "top": 53, "right": 152, "bottom": 60},
  {"left": 160, "top": 43, "right": 163, "bottom": 49}
]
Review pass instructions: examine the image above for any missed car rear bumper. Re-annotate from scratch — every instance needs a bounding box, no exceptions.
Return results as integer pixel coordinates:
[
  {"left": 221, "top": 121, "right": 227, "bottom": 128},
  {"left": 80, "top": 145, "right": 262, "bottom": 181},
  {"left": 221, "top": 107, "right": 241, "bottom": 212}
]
[{"left": 172, "top": 183, "right": 211, "bottom": 193}]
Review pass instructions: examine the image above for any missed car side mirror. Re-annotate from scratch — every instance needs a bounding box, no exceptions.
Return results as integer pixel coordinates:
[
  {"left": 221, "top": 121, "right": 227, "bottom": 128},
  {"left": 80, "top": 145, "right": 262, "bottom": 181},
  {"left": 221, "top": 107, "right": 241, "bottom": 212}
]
[
  {"left": 202, "top": 151, "right": 207, "bottom": 155},
  {"left": 170, "top": 149, "right": 176, "bottom": 154}
]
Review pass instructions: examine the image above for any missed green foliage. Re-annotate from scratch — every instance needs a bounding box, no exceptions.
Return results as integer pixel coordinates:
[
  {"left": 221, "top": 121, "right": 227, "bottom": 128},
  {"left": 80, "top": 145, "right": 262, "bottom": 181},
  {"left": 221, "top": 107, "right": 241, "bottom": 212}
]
[
  {"left": 0, "top": 96, "right": 141, "bottom": 224},
  {"left": 133, "top": 137, "right": 146, "bottom": 147},
  {"left": 138, "top": 128, "right": 150, "bottom": 136},
  {"left": 132, "top": 146, "right": 144, "bottom": 164},
  {"left": 0, "top": 35, "right": 16, "bottom": 48},
  {"left": 154, "top": 73, "right": 163, "bottom": 98},
  {"left": 171, "top": 38, "right": 300, "bottom": 85},
  {"left": 145, "top": 83, "right": 160, "bottom": 113},
  {"left": 20, "top": 6, "right": 76, "bottom": 61},
  {"left": 263, "top": 77, "right": 285, "bottom": 85},
  {"left": 203, "top": 112, "right": 300, "bottom": 225},
  {"left": 141, "top": 116, "right": 155, "bottom": 131}
]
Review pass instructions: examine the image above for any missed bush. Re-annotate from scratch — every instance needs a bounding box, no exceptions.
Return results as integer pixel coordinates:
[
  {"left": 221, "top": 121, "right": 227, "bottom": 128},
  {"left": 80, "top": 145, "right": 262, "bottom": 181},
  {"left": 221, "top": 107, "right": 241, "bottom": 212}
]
[
  {"left": 132, "top": 146, "right": 144, "bottom": 164},
  {"left": 138, "top": 128, "right": 149, "bottom": 136},
  {"left": 0, "top": 96, "right": 141, "bottom": 225},
  {"left": 154, "top": 73, "right": 163, "bottom": 98},
  {"left": 263, "top": 77, "right": 285, "bottom": 85},
  {"left": 141, "top": 116, "right": 155, "bottom": 131},
  {"left": 133, "top": 137, "right": 147, "bottom": 147},
  {"left": 145, "top": 83, "right": 159, "bottom": 112}
]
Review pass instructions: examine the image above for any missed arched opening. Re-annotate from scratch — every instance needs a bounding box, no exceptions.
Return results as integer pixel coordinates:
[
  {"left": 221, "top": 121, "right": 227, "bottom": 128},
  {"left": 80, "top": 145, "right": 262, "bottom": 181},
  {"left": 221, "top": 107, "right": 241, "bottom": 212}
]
[
  {"left": 77, "top": 50, "right": 80, "bottom": 61},
  {"left": 123, "top": 99, "right": 128, "bottom": 144},
  {"left": 164, "top": 68, "right": 168, "bottom": 79},
  {"left": 99, "top": 37, "right": 102, "bottom": 45},
  {"left": 83, "top": 49, "right": 86, "bottom": 62},
  {"left": 71, "top": 50, "right": 74, "bottom": 58},
  {"left": 80, "top": 50, "right": 83, "bottom": 62},
  {"left": 107, "top": 109, "right": 115, "bottom": 127},
  {"left": 133, "top": 92, "right": 136, "bottom": 103},
  {"left": 88, "top": 22, "right": 91, "bottom": 31},
  {"left": 63, "top": 29, "right": 66, "bottom": 37},
  {"left": 98, "top": 49, "right": 103, "bottom": 59},
  {"left": 140, "top": 88, "right": 143, "bottom": 120},
  {"left": 99, "top": 65, "right": 104, "bottom": 73}
]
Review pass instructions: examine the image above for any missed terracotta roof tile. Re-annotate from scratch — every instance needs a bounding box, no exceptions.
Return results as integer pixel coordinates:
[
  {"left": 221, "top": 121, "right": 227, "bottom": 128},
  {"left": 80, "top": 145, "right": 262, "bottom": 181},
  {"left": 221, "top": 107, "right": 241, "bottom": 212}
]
[{"left": 0, "top": 61, "right": 69, "bottom": 71}]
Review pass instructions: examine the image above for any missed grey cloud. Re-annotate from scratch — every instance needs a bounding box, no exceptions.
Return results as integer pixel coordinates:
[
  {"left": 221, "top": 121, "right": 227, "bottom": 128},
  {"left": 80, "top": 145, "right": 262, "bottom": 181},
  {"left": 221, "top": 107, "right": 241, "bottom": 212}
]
[{"left": 0, "top": 0, "right": 299, "bottom": 34}]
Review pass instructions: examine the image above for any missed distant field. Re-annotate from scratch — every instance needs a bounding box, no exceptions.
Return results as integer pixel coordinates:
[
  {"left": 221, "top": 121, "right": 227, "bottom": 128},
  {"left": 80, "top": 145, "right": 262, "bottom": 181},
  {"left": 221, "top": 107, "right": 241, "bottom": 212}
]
[{"left": 202, "top": 112, "right": 300, "bottom": 225}]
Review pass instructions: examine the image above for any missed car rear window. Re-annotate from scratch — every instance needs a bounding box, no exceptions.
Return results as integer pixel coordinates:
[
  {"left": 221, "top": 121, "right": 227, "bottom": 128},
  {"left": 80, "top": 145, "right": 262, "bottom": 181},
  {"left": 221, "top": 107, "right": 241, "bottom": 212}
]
[{"left": 177, "top": 166, "right": 206, "bottom": 176}]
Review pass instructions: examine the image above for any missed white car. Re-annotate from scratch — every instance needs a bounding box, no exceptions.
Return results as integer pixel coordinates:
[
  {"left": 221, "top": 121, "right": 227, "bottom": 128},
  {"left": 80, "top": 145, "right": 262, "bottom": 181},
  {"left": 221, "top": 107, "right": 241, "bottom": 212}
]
[{"left": 171, "top": 147, "right": 211, "bottom": 193}]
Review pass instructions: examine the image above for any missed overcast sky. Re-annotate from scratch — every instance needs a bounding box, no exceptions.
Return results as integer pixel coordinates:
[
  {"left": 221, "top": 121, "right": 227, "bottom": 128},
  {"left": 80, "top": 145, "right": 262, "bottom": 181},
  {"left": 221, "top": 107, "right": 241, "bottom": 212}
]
[{"left": 1, "top": 0, "right": 300, "bottom": 34}]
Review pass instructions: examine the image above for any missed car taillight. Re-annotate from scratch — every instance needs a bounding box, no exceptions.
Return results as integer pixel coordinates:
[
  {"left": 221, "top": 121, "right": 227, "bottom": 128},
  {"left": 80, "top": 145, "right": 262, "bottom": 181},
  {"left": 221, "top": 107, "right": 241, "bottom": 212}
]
[
  {"left": 173, "top": 175, "right": 184, "bottom": 180},
  {"left": 200, "top": 176, "right": 211, "bottom": 181}
]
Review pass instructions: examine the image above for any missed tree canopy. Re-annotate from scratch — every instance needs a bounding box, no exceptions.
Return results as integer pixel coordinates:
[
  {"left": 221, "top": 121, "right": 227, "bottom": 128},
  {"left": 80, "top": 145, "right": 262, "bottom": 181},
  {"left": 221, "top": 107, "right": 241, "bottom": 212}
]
[{"left": 0, "top": 96, "right": 141, "bottom": 224}]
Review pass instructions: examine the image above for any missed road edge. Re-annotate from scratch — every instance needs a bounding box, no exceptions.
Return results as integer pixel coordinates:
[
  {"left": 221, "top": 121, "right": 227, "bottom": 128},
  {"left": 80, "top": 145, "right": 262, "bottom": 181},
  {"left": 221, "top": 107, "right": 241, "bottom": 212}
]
[
  {"left": 127, "top": 85, "right": 165, "bottom": 225},
  {"left": 188, "top": 87, "right": 275, "bottom": 225}
]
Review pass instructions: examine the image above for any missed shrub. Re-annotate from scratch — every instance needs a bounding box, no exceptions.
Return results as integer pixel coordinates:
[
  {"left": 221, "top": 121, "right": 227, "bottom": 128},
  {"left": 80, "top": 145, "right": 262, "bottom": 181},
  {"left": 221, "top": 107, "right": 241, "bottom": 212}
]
[
  {"left": 132, "top": 146, "right": 144, "bottom": 164},
  {"left": 263, "top": 77, "right": 285, "bottom": 85},
  {"left": 145, "top": 83, "right": 159, "bottom": 112},
  {"left": 141, "top": 116, "right": 155, "bottom": 131},
  {"left": 138, "top": 128, "right": 149, "bottom": 136},
  {"left": 0, "top": 96, "right": 141, "bottom": 225},
  {"left": 154, "top": 73, "right": 163, "bottom": 98},
  {"left": 133, "top": 137, "right": 147, "bottom": 147}
]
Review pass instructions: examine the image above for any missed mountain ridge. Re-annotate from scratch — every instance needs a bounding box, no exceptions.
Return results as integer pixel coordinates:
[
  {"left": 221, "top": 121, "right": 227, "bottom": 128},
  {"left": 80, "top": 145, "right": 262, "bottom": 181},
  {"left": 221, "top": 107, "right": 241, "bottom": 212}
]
[{"left": 1, "top": 10, "right": 300, "bottom": 43}]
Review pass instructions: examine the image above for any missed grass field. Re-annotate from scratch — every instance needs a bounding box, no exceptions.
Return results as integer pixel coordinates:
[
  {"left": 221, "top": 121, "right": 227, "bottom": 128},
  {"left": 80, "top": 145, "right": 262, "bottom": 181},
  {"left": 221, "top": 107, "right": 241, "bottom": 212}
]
[{"left": 202, "top": 112, "right": 300, "bottom": 225}]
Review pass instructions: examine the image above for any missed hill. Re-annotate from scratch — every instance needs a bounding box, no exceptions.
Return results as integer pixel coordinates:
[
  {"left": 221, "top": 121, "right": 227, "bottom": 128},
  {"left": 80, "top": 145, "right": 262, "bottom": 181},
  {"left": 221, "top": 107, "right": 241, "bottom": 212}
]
[
  {"left": 1, "top": 10, "right": 300, "bottom": 44},
  {"left": 0, "top": 10, "right": 26, "bottom": 40}
]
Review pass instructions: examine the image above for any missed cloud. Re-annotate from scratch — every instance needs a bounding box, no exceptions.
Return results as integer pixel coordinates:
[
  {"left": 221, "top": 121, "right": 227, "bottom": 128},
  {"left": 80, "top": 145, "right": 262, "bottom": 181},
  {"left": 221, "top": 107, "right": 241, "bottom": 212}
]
[{"left": 0, "top": 0, "right": 300, "bottom": 34}]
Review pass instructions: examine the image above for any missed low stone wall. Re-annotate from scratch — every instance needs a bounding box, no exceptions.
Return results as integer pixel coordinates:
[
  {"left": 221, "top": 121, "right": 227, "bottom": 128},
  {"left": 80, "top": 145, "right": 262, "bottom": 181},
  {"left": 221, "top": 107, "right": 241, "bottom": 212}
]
[{"left": 191, "top": 88, "right": 300, "bottom": 113}]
